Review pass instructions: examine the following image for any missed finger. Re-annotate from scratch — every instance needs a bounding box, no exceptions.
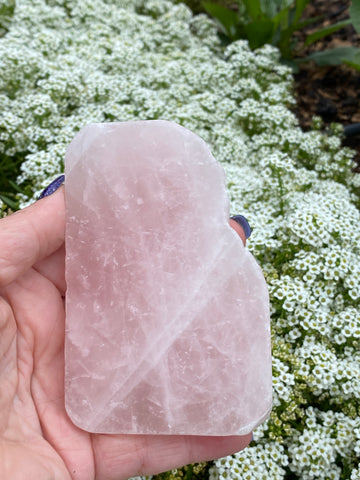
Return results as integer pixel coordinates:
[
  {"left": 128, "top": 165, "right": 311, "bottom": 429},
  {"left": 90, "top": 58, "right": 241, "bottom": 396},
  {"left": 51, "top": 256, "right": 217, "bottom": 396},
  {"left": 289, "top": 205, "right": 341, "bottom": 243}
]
[
  {"left": 91, "top": 433, "right": 252, "bottom": 480},
  {"left": 33, "top": 245, "right": 66, "bottom": 295},
  {"left": 229, "top": 218, "right": 247, "bottom": 246},
  {"left": 0, "top": 187, "right": 65, "bottom": 288}
]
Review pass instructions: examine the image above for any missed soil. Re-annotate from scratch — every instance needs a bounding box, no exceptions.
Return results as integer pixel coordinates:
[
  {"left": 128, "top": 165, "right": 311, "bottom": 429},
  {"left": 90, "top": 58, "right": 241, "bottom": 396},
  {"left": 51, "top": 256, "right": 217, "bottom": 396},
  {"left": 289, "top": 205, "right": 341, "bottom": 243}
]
[{"left": 292, "top": 0, "right": 360, "bottom": 172}]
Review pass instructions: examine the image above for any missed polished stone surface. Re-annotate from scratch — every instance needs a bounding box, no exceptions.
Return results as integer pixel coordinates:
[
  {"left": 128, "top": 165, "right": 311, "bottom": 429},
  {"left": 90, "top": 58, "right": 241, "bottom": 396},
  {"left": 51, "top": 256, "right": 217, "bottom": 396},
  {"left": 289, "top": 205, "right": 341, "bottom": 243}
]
[{"left": 64, "top": 120, "right": 272, "bottom": 435}]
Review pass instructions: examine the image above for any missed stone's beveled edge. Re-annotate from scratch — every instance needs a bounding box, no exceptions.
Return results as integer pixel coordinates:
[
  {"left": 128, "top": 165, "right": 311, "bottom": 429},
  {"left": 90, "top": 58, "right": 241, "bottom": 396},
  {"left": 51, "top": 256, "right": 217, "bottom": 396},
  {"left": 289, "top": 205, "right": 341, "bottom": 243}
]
[
  {"left": 64, "top": 393, "right": 88, "bottom": 433},
  {"left": 64, "top": 390, "right": 273, "bottom": 435}
]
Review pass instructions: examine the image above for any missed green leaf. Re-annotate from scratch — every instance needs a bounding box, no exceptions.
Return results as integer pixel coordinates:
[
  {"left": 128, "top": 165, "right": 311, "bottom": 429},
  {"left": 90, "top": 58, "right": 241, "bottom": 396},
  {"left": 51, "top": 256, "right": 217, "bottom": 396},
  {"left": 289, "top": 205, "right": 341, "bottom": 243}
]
[
  {"left": 260, "top": 0, "right": 293, "bottom": 19},
  {"left": 277, "top": 24, "right": 297, "bottom": 58},
  {"left": 277, "top": 14, "right": 325, "bottom": 48},
  {"left": 277, "top": 15, "right": 325, "bottom": 57},
  {"left": 304, "top": 46, "right": 360, "bottom": 66},
  {"left": 242, "top": 0, "right": 263, "bottom": 21},
  {"left": 272, "top": 5, "right": 291, "bottom": 31},
  {"left": 295, "top": 14, "right": 325, "bottom": 30},
  {"left": 244, "top": 19, "right": 275, "bottom": 49},
  {"left": 0, "top": 194, "right": 18, "bottom": 210},
  {"left": 294, "top": 0, "right": 310, "bottom": 24},
  {"left": 8, "top": 179, "right": 24, "bottom": 193},
  {"left": 343, "top": 59, "right": 360, "bottom": 71},
  {"left": 272, "top": 5, "right": 313, "bottom": 57},
  {"left": 202, "top": 2, "right": 240, "bottom": 39},
  {"left": 287, "top": 4, "right": 297, "bottom": 29},
  {"left": 350, "top": 0, "right": 360, "bottom": 33},
  {"left": 343, "top": 48, "right": 360, "bottom": 71},
  {"left": 305, "top": 19, "right": 351, "bottom": 46}
]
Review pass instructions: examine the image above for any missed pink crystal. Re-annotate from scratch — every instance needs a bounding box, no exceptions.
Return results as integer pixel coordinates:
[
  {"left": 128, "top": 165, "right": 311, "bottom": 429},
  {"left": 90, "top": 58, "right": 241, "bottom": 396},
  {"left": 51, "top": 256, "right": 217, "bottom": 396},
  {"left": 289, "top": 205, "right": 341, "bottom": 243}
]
[{"left": 64, "top": 120, "right": 272, "bottom": 435}]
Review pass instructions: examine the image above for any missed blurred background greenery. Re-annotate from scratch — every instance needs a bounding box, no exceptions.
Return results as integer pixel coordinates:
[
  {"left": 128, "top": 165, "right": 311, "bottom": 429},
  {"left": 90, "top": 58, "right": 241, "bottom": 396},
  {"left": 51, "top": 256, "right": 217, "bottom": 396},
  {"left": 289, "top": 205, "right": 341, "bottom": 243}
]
[{"left": 175, "top": 0, "right": 236, "bottom": 14}]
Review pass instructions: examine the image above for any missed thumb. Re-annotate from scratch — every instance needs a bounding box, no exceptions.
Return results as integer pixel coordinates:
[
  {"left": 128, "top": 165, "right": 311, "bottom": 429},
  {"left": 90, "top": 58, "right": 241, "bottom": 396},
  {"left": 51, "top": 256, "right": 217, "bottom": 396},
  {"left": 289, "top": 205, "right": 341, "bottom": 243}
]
[{"left": 0, "top": 187, "right": 65, "bottom": 288}]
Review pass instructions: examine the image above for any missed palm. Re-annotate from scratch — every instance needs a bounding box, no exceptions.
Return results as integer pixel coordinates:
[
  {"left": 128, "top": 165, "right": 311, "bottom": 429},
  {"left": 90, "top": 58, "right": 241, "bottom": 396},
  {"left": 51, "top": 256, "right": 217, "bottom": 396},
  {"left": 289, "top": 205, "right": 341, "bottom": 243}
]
[
  {"left": 0, "top": 188, "right": 251, "bottom": 480},
  {"left": 0, "top": 244, "right": 74, "bottom": 478}
]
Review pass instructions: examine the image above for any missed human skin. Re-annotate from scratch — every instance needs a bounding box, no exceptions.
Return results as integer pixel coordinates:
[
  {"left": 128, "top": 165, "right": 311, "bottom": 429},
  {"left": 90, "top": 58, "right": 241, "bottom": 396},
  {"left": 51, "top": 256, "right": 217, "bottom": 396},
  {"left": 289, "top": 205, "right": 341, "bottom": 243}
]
[{"left": 0, "top": 187, "right": 251, "bottom": 480}]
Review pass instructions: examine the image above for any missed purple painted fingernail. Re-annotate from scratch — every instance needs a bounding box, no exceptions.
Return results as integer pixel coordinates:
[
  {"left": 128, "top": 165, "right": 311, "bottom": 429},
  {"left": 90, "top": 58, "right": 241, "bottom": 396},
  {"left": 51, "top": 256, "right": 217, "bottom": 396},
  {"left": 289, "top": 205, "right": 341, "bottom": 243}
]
[
  {"left": 38, "top": 175, "right": 65, "bottom": 199},
  {"left": 230, "top": 215, "right": 252, "bottom": 239}
]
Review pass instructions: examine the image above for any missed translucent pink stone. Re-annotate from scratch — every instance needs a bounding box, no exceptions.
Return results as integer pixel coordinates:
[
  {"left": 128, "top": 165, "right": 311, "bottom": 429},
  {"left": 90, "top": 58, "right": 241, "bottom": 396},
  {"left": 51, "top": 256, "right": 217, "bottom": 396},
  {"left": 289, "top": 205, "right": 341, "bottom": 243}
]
[{"left": 64, "top": 120, "right": 272, "bottom": 435}]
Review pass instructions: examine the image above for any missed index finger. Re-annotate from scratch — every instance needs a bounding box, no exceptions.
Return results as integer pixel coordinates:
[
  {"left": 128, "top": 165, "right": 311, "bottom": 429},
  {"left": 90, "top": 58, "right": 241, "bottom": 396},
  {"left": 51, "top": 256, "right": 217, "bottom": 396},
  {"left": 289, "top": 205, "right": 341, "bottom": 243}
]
[{"left": 0, "top": 187, "right": 65, "bottom": 288}]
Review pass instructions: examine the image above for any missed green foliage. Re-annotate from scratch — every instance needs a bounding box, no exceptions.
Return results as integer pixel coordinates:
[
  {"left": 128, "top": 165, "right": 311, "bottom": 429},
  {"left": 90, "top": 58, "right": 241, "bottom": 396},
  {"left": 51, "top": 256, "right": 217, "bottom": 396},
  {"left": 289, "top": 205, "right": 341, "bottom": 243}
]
[
  {"left": 300, "top": 0, "right": 360, "bottom": 70},
  {"left": 305, "top": 46, "right": 360, "bottom": 66},
  {"left": 202, "top": 0, "right": 360, "bottom": 70},
  {"left": 202, "top": 0, "right": 315, "bottom": 58},
  {"left": 0, "top": 153, "right": 25, "bottom": 210},
  {"left": 304, "top": 19, "right": 351, "bottom": 47},
  {"left": 0, "top": 0, "right": 15, "bottom": 36},
  {"left": 350, "top": 0, "right": 360, "bottom": 33},
  {"left": 201, "top": 3, "right": 239, "bottom": 39},
  {"left": 173, "top": 0, "right": 234, "bottom": 15}
]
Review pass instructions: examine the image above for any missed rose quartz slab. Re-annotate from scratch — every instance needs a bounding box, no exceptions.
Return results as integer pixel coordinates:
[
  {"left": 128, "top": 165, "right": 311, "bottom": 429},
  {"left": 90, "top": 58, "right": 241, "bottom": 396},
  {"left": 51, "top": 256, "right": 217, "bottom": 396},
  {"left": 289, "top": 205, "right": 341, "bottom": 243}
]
[{"left": 64, "top": 120, "right": 272, "bottom": 435}]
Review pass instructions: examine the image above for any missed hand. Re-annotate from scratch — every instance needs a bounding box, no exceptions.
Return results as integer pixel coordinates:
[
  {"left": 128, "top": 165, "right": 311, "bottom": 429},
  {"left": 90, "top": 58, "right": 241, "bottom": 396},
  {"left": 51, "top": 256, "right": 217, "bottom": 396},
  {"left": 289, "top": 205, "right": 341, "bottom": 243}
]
[{"left": 0, "top": 187, "right": 252, "bottom": 480}]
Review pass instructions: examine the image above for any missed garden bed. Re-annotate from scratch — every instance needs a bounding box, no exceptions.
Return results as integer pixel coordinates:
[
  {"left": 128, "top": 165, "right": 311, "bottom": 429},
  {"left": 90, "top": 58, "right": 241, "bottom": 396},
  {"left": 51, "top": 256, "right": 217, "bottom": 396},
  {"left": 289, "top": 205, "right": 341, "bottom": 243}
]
[{"left": 0, "top": 1, "right": 359, "bottom": 479}]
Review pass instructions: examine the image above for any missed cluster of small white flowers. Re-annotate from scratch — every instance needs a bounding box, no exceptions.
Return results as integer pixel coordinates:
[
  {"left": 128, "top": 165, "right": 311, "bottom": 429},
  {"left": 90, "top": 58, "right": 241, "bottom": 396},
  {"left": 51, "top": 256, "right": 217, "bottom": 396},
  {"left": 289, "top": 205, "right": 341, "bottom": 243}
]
[
  {"left": 288, "top": 408, "right": 360, "bottom": 480},
  {"left": 351, "top": 466, "right": 360, "bottom": 480},
  {"left": 2, "top": 0, "right": 360, "bottom": 478},
  {"left": 271, "top": 356, "right": 295, "bottom": 405},
  {"left": 331, "top": 307, "right": 360, "bottom": 343},
  {"left": 293, "top": 336, "right": 360, "bottom": 401},
  {"left": 209, "top": 442, "right": 289, "bottom": 480}
]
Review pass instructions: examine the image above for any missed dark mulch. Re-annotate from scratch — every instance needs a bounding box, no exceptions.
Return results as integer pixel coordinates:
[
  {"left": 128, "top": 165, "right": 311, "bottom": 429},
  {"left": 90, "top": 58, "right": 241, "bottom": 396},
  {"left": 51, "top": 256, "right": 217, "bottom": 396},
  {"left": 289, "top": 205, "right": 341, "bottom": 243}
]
[{"left": 292, "top": 0, "right": 360, "bottom": 172}]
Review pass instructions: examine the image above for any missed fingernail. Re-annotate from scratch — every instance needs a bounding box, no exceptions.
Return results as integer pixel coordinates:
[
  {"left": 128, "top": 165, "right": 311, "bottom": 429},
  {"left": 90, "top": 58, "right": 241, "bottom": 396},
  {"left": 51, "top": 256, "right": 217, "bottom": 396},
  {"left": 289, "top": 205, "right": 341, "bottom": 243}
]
[
  {"left": 38, "top": 175, "right": 65, "bottom": 199},
  {"left": 230, "top": 215, "right": 252, "bottom": 239}
]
